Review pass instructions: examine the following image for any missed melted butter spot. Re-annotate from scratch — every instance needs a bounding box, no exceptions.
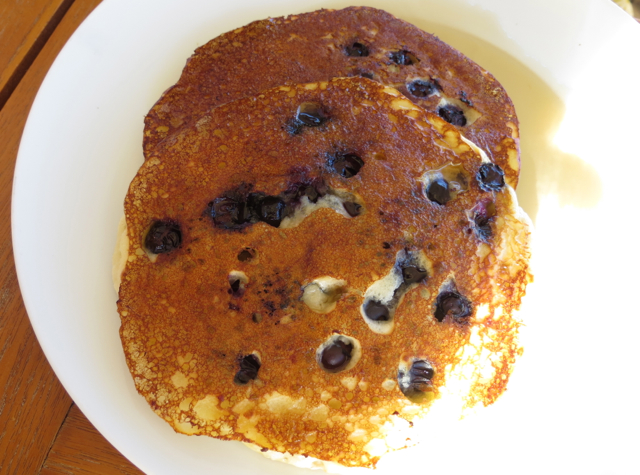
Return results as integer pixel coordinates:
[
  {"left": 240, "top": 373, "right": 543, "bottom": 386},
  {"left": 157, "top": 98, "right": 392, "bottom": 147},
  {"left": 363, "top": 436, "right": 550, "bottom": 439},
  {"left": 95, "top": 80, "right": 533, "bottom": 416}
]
[
  {"left": 179, "top": 397, "right": 193, "bottom": 412},
  {"left": 232, "top": 399, "right": 256, "bottom": 415},
  {"left": 193, "top": 395, "right": 227, "bottom": 421},
  {"left": 171, "top": 371, "right": 189, "bottom": 389},
  {"left": 381, "top": 379, "right": 396, "bottom": 391},
  {"left": 237, "top": 414, "right": 272, "bottom": 448},
  {"left": 391, "top": 97, "right": 420, "bottom": 111},
  {"left": 340, "top": 376, "right": 358, "bottom": 391},
  {"left": 476, "top": 243, "right": 491, "bottom": 261},
  {"left": 264, "top": 392, "right": 307, "bottom": 415},
  {"left": 174, "top": 420, "right": 199, "bottom": 435},
  {"left": 348, "top": 429, "right": 369, "bottom": 443},
  {"left": 307, "top": 404, "right": 329, "bottom": 422},
  {"left": 382, "top": 86, "right": 401, "bottom": 97}
]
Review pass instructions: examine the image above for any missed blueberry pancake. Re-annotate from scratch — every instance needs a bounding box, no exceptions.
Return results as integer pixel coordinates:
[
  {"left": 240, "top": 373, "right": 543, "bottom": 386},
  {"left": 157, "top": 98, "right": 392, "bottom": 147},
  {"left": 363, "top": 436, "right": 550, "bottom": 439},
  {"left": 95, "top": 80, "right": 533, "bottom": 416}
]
[
  {"left": 143, "top": 6, "right": 521, "bottom": 187},
  {"left": 117, "top": 77, "right": 531, "bottom": 468}
]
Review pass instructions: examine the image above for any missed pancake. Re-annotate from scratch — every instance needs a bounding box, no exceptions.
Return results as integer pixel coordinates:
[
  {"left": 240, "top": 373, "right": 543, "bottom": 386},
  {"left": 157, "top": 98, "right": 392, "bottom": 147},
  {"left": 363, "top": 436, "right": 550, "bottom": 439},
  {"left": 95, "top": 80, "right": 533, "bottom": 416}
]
[
  {"left": 143, "top": 6, "right": 521, "bottom": 187},
  {"left": 118, "top": 77, "right": 532, "bottom": 468}
]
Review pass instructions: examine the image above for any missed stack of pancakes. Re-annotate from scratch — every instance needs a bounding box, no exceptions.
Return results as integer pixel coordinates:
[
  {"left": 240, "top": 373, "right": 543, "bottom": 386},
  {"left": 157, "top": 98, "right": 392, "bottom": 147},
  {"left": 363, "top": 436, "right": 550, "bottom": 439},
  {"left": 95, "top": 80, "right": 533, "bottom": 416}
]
[{"left": 114, "top": 7, "right": 532, "bottom": 470}]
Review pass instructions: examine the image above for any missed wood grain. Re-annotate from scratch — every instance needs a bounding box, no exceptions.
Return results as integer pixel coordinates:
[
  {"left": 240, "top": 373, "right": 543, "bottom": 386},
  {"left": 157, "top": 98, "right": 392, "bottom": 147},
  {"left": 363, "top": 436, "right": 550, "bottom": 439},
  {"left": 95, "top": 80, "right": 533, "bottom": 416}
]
[
  {"left": 0, "top": 266, "right": 71, "bottom": 475},
  {"left": 0, "top": 0, "right": 75, "bottom": 111},
  {"left": 0, "top": 0, "right": 101, "bottom": 473},
  {"left": 40, "top": 405, "right": 145, "bottom": 475}
]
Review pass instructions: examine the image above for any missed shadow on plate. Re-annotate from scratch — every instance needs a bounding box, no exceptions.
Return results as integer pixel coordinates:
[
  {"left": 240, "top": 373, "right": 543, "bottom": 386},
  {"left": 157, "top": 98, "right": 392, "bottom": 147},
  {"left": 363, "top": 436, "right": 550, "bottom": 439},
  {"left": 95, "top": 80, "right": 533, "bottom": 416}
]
[
  {"left": 421, "top": 18, "right": 603, "bottom": 223},
  {"left": 367, "top": 0, "right": 604, "bottom": 223}
]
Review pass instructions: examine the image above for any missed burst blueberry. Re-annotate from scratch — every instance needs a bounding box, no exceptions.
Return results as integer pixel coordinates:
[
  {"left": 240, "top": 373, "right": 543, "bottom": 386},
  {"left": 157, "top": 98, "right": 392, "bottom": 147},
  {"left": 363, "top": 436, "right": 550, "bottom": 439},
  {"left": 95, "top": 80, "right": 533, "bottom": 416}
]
[
  {"left": 434, "top": 291, "right": 472, "bottom": 322},
  {"left": 144, "top": 220, "right": 182, "bottom": 254},
  {"left": 438, "top": 104, "right": 467, "bottom": 126},
  {"left": 345, "top": 42, "right": 369, "bottom": 57},
  {"left": 233, "top": 354, "right": 261, "bottom": 384}
]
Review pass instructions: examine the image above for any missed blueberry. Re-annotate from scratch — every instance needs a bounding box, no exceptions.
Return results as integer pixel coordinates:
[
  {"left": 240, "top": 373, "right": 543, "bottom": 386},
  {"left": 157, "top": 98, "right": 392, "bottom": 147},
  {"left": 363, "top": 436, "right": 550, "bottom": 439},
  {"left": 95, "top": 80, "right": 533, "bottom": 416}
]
[
  {"left": 390, "top": 50, "right": 418, "bottom": 66},
  {"left": 345, "top": 42, "right": 369, "bottom": 57},
  {"left": 343, "top": 201, "right": 362, "bottom": 217},
  {"left": 438, "top": 104, "right": 467, "bottom": 126},
  {"left": 459, "top": 91, "right": 473, "bottom": 106},
  {"left": 230, "top": 279, "right": 241, "bottom": 293},
  {"left": 252, "top": 313, "right": 263, "bottom": 323},
  {"left": 210, "top": 196, "right": 251, "bottom": 228},
  {"left": 296, "top": 102, "right": 327, "bottom": 127},
  {"left": 320, "top": 340, "right": 354, "bottom": 372},
  {"left": 401, "top": 266, "right": 428, "bottom": 285},
  {"left": 407, "top": 79, "right": 437, "bottom": 98},
  {"left": 233, "top": 354, "right": 261, "bottom": 384},
  {"left": 474, "top": 213, "right": 493, "bottom": 240},
  {"left": 399, "top": 359, "right": 435, "bottom": 401},
  {"left": 426, "top": 178, "right": 451, "bottom": 205},
  {"left": 285, "top": 119, "right": 303, "bottom": 135},
  {"left": 237, "top": 248, "right": 256, "bottom": 262},
  {"left": 297, "top": 184, "right": 319, "bottom": 203},
  {"left": 364, "top": 300, "right": 390, "bottom": 321},
  {"left": 410, "top": 359, "right": 435, "bottom": 382},
  {"left": 257, "top": 196, "right": 287, "bottom": 227},
  {"left": 434, "top": 291, "right": 472, "bottom": 322},
  {"left": 144, "top": 220, "right": 182, "bottom": 254},
  {"left": 477, "top": 163, "right": 505, "bottom": 192},
  {"left": 331, "top": 152, "right": 364, "bottom": 178},
  {"left": 246, "top": 192, "right": 265, "bottom": 214},
  {"left": 472, "top": 201, "right": 496, "bottom": 241},
  {"left": 288, "top": 182, "right": 323, "bottom": 203}
]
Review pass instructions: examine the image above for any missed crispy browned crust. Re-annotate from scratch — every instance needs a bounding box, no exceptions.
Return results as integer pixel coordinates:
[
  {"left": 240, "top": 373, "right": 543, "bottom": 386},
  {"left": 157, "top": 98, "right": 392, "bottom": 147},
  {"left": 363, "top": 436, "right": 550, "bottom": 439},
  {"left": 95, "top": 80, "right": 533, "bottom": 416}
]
[
  {"left": 143, "top": 6, "right": 520, "bottom": 187},
  {"left": 120, "top": 78, "right": 531, "bottom": 467}
]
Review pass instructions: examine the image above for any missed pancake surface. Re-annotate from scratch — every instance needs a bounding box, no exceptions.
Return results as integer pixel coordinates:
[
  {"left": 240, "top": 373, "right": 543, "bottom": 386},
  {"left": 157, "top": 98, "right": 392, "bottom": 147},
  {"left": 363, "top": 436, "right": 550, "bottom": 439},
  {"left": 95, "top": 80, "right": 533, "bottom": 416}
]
[
  {"left": 119, "top": 78, "right": 531, "bottom": 468},
  {"left": 143, "top": 6, "right": 520, "bottom": 187}
]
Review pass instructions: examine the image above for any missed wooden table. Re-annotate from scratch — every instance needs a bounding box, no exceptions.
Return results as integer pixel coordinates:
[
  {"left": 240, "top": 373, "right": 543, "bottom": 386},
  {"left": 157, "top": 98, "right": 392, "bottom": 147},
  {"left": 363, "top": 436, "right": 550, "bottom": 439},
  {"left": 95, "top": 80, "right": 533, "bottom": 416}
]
[
  {"left": 1, "top": 1, "right": 639, "bottom": 474},
  {"left": 0, "top": 0, "right": 143, "bottom": 473}
]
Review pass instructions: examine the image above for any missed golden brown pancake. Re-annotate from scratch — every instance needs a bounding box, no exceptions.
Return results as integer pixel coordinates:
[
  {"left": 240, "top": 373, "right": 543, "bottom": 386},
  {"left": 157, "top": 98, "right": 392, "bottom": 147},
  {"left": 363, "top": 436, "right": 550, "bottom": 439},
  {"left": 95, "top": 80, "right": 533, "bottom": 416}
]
[
  {"left": 119, "top": 77, "right": 531, "bottom": 468},
  {"left": 143, "top": 6, "right": 521, "bottom": 187}
]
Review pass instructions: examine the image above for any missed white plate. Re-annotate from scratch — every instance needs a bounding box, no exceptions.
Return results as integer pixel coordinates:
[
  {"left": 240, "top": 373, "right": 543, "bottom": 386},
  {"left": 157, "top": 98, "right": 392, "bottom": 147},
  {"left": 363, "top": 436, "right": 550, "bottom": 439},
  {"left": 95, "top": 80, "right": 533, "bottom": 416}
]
[{"left": 12, "top": 0, "right": 640, "bottom": 473}]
